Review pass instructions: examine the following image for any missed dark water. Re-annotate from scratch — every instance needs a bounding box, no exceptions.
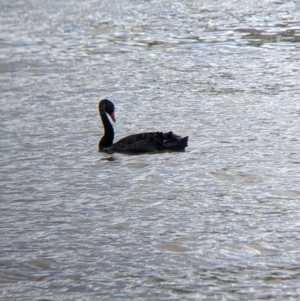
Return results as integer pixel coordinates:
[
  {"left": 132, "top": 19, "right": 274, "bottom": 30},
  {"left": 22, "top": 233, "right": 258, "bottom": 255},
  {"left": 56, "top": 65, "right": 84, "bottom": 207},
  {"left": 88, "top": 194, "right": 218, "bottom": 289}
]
[{"left": 1, "top": 0, "right": 300, "bottom": 300}]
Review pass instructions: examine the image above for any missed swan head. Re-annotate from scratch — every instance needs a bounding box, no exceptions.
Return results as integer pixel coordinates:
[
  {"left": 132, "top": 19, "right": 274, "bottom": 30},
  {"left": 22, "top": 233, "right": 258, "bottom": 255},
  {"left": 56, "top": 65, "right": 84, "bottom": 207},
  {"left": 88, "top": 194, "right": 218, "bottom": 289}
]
[{"left": 99, "top": 99, "right": 116, "bottom": 122}]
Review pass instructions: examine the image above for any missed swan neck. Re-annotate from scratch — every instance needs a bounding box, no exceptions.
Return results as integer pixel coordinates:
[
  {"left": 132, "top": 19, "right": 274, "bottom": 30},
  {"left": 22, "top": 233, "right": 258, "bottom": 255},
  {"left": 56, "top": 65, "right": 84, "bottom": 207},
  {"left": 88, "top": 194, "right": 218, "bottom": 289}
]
[{"left": 99, "top": 105, "right": 114, "bottom": 148}]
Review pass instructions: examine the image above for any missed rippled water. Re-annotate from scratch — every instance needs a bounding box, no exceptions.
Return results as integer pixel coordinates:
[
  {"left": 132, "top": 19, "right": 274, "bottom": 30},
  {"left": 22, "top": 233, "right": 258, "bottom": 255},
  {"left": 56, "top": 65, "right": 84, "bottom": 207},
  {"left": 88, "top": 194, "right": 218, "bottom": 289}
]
[{"left": 1, "top": 0, "right": 300, "bottom": 300}]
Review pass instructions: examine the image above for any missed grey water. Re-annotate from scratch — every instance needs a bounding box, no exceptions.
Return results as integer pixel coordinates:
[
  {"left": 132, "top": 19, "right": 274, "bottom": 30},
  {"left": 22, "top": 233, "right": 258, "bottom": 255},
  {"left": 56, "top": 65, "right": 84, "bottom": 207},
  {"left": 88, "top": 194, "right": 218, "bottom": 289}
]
[{"left": 1, "top": 0, "right": 300, "bottom": 300}]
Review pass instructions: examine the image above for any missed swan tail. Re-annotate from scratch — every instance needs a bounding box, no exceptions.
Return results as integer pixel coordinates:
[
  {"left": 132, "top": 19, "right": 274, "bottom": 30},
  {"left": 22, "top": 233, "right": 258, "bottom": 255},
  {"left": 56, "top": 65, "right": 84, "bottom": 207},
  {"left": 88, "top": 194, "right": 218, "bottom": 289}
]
[{"left": 163, "top": 131, "right": 188, "bottom": 151}]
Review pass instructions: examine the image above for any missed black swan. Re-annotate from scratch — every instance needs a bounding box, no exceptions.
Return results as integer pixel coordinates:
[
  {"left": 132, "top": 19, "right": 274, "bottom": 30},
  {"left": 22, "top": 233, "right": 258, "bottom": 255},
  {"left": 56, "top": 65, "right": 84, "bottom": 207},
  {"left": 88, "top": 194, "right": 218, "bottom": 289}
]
[{"left": 98, "top": 99, "right": 188, "bottom": 152}]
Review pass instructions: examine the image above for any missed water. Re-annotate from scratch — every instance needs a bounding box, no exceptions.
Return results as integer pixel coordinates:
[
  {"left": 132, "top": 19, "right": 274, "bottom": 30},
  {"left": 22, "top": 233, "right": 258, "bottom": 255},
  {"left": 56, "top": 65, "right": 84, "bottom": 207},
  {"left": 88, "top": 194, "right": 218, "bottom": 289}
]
[{"left": 1, "top": 0, "right": 300, "bottom": 300}]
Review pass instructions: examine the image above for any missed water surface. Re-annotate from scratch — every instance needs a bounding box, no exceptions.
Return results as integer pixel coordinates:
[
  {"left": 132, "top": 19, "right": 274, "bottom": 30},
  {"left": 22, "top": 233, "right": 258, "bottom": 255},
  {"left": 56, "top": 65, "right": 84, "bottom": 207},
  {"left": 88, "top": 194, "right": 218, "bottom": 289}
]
[{"left": 1, "top": 0, "right": 300, "bottom": 300}]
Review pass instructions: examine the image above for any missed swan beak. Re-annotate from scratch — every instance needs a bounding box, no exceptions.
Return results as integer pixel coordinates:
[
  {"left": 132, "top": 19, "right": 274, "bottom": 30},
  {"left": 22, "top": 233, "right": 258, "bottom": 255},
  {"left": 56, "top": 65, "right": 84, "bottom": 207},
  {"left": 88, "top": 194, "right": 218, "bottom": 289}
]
[{"left": 110, "top": 112, "right": 116, "bottom": 122}]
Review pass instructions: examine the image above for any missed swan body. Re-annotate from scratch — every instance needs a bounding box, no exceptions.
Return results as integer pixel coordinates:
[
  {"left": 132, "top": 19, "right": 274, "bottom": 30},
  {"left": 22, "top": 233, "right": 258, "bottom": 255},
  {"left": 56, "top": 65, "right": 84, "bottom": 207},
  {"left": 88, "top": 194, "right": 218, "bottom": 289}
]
[{"left": 98, "top": 99, "right": 188, "bottom": 152}]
